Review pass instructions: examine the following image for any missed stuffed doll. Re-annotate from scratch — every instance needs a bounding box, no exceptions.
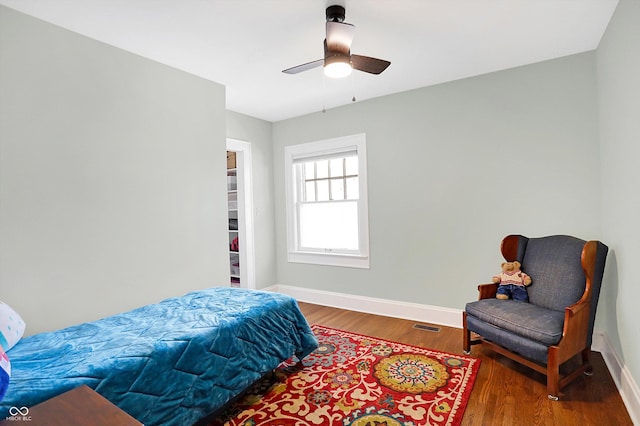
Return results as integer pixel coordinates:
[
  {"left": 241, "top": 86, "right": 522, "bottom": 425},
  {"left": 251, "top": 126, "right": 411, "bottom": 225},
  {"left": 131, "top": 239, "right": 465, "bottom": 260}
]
[
  {"left": 0, "top": 346, "right": 9, "bottom": 401},
  {"left": 492, "top": 261, "right": 532, "bottom": 302}
]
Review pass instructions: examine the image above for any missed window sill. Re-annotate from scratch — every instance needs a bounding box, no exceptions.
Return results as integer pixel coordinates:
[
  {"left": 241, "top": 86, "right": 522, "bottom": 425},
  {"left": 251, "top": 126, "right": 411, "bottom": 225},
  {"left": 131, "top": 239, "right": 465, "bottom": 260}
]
[{"left": 287, "top": 251, "right": 370, "bottom": 269}]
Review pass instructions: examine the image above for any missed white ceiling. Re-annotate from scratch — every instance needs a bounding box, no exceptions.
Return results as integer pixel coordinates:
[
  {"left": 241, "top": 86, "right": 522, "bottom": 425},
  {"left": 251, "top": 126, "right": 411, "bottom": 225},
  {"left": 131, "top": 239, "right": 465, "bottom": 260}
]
[{"left": 0, "top": 0, "right": 618, "bottom": 122}]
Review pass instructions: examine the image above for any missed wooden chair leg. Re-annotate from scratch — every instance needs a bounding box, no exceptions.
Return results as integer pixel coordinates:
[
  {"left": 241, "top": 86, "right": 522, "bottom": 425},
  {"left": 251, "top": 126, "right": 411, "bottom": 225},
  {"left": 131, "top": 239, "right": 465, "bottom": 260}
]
[
  {"left": 582, "top": 348, "right": 594, "bottom": 376},
  {"left": 462, "top": 312, "right": 471, "bottom": 355},
  {"left": 547, "top": 349, "right": 560, "bottom": 400}
]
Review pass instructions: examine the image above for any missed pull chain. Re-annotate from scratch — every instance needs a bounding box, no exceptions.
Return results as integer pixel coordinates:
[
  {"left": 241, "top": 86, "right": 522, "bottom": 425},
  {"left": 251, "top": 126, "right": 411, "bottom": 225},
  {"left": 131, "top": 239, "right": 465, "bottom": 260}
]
[
  {"left": 322, "top": 74, "right": 327, "bottom": 113},
  {"left": 351, "top": 72, "right": 356, "bottom": 103}
]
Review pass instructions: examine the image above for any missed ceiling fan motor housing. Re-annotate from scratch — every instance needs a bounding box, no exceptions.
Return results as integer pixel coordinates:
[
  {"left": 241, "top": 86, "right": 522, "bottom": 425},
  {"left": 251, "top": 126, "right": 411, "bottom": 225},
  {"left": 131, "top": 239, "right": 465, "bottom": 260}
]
[{"left": 326, "top": 5, "right": 345, "bottom": 23}]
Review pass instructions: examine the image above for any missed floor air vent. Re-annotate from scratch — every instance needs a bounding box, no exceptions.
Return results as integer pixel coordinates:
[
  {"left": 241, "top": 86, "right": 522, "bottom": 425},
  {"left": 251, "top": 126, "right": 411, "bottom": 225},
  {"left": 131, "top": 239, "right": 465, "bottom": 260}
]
[{"left": 413, "top": 324, "right": 440, "bottom": 332}]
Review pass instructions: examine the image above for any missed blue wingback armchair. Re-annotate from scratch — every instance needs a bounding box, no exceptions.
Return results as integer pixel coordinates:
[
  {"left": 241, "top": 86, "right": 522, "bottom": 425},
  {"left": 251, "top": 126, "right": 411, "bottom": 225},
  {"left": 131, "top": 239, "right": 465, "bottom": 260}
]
[{"left": 463, "top": 234, "right": 608, "bottom": 400}]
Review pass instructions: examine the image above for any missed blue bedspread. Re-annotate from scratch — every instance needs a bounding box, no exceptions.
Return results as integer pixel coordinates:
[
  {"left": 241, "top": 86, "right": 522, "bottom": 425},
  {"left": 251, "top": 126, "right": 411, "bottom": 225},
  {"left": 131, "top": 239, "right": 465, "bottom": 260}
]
[{"left": 0, "top": 288, "right": 317, "bottom": 425}]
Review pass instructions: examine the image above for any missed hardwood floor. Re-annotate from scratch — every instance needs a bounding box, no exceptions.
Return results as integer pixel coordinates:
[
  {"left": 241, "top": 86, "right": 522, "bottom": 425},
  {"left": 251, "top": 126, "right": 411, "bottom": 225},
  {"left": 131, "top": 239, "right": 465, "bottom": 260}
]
[{"left": 298, "top": 302, "right": 633, "bottom": 426}]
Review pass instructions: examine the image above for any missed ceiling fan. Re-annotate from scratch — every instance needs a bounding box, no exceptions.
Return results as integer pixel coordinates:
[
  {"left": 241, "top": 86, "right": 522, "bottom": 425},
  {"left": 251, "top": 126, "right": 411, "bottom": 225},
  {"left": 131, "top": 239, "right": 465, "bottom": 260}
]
[{"left": 282, "top": 5, "right": 391, "bottom": 78}]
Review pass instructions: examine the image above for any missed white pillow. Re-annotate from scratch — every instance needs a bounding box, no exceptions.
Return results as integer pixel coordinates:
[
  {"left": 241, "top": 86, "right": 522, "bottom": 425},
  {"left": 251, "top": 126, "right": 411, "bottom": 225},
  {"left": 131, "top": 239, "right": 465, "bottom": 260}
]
[{"left": 0, "top": 301, "right": 25, "bottom": 351}]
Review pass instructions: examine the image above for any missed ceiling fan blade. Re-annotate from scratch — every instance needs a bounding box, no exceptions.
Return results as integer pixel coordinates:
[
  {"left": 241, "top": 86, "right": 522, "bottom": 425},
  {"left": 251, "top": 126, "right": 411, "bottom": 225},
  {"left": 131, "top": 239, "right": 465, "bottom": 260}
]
[
  {"left": 326, "top": 21, "right": 354, "bottom": 54},
  {"left": 282, "top": 59, "right": 324, "bottom": 74},
  {"left": 351, "top": 55, "right": 391, "bottom": 75}
]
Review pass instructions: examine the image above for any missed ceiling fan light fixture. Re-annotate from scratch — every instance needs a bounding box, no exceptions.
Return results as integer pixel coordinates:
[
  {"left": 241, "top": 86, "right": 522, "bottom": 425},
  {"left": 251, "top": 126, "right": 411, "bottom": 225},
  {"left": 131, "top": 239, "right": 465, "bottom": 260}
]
[{"left": 324, "top": 55, "right": 352, "bottom": 78}]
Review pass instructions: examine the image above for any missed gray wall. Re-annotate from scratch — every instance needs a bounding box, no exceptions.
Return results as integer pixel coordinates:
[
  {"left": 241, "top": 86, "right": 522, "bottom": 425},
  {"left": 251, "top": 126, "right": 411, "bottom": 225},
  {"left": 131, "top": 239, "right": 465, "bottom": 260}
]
[
  {"left": 0, "top": 6, "right": 229, "bottom": 334},
  {"left": 226, "top": 111, "right": 277, "bottom": 289},
  {"left": 273, "top": 52, "right": 601, "bottom": 311},
  {"left": 597, "top": 0, "right": 640, "bottom": 395}
]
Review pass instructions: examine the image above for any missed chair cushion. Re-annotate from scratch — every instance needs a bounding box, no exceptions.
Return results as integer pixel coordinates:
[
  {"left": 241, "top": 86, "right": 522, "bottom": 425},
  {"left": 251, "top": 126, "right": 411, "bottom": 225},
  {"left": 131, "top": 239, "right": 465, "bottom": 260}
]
[{"left": 465, "top": 299, "right": 565, "bottom": 346}]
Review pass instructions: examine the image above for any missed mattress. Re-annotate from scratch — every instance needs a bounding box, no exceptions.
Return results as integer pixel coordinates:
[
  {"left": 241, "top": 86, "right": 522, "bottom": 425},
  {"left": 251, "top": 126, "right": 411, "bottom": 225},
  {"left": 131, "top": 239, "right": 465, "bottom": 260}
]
[{"left": 0, "top": 287, "right": 317, "bottom": 425}]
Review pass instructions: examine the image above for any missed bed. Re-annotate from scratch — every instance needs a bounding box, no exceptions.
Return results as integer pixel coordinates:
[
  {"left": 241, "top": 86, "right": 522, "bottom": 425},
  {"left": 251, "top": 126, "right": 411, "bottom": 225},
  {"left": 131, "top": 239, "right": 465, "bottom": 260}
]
[{"left": 0, "top": 287, "right": 318, "bottom": 425}]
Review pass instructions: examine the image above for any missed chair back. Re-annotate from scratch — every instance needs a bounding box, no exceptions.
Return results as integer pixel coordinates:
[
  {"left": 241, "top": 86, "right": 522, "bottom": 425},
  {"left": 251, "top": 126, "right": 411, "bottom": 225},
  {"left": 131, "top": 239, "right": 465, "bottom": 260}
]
[{"left": 523, "top": 236, "right": 589, "bottom": 312}]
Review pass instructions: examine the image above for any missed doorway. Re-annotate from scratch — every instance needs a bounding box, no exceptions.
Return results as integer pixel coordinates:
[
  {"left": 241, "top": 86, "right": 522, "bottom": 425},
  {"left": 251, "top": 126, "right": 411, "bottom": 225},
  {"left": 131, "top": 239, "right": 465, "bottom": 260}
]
[{"left": 226, "top": 139, "right": 255, "bottom": 289}]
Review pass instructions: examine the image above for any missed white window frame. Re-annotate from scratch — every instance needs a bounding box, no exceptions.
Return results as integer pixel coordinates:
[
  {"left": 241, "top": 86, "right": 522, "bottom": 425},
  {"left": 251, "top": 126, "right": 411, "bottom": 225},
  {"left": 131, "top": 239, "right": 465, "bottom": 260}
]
[{"left": 284, "top": 133, "right": 370, "bottom": 269}]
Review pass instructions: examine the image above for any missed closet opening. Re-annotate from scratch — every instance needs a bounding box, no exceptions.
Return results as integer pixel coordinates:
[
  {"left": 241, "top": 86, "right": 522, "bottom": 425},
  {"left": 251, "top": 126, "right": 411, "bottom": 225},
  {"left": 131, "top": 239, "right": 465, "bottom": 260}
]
[{"left": 226, "top": 139, "right": 255, "bottom": 289}]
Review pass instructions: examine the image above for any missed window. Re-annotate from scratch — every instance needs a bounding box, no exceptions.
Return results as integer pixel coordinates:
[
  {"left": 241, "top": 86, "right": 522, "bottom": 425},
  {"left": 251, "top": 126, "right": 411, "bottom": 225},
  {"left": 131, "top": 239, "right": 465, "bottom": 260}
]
[{"left": 284, "top": 134, "right": 369, "bottom": 268}]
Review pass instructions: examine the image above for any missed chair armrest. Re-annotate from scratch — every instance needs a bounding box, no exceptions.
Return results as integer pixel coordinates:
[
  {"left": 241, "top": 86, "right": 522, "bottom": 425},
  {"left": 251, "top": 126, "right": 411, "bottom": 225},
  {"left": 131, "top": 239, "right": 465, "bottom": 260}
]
[
  {"left": 477, "top": 283, "right": 498, "bottom": 300},
  {"left": 557, "top": 299, "right": 592, "bottom": 362}
]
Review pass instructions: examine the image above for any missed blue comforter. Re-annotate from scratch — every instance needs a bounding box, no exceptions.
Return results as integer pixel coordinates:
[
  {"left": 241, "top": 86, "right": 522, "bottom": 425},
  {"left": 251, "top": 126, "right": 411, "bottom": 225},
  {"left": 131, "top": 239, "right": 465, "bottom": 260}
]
[{"left": 0, "top": 288, "right": 317, "bottom": 425}]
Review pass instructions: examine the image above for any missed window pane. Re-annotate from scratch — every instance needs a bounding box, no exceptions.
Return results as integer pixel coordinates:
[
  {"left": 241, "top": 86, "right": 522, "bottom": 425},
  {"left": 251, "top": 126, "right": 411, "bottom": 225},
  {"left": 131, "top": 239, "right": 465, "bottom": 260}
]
[
  {"left": 316, "top": 160, "right": 329, "bottom": 179},
  {"left": 304, "top": 162, "right": 315, "bottom": 180},
  {"left": 330, "top": 178, "right": 344, "bottom": 200},
  {"left": 316, "top": 179, "right": 329, "bottom": 201},
  {"left": 330, "top": 158, "right": 343, "bottom": 177},
  {"left": 299, "top": 201, "right": 359, "bottom": 250},
  {"left": 346, "top": 177, "right": 359, "bottom": 200},
  {"left": 305, "top": 181, "right": 316, "bottom": 202},
  {"left": 345, "top": 156, "right": 358, "bottom": 176}
]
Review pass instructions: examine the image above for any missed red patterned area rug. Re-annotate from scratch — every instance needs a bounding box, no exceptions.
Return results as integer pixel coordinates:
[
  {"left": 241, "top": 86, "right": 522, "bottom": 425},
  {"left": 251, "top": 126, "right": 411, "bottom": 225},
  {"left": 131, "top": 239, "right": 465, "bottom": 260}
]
[{"left": 211, "top": 325, "right": 481, "bottom": 426}]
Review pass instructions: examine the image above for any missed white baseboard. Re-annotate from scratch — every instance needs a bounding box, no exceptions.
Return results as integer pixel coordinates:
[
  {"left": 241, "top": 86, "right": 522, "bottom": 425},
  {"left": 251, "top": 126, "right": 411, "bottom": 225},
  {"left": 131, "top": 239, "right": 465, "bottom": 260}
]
[
  {"left": 593, "top": 332, "right": 640, "bottom": 425},
  {"left": 268, "top": 284, "right": 640, "bottom": 423},
  {"left": 270, "top": 284, "right": 463, "bottom": 330}
]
